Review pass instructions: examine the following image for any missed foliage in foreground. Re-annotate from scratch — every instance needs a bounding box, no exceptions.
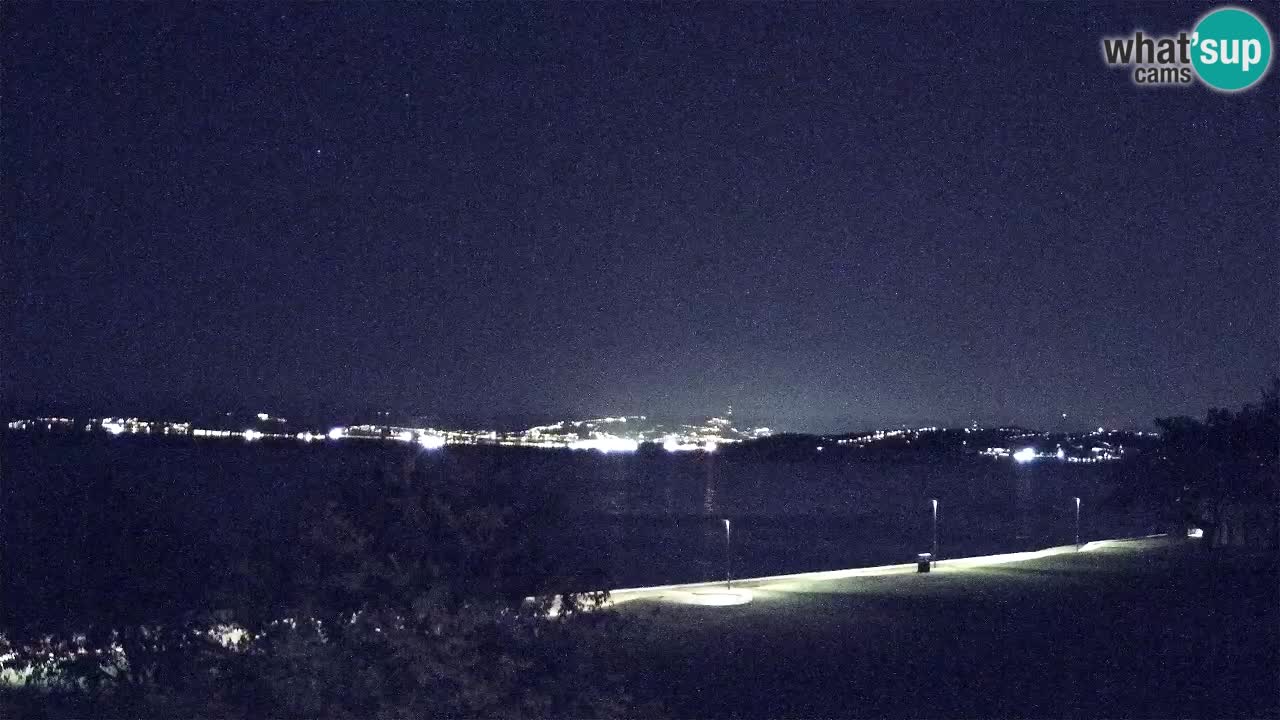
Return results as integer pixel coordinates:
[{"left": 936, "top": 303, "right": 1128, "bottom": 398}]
[{"left": 2, "top": 451, "right": 645, "bottom": 718}]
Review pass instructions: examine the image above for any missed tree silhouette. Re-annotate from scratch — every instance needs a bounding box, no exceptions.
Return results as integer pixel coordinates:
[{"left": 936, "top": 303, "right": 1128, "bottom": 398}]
[
  {"left": 3, "top": 449, "right": 636, "bottom": 717},
  {"left": 219, "top": 451, "right": 630, "bottom": 717},
  {"left": 1155, "top": 378, "right": 1279, "bottom": 548}
]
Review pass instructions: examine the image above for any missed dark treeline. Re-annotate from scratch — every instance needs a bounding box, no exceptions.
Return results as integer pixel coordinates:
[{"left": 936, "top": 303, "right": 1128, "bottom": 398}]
[{"left": 1153, "top": 378, "right": 1280, "bottom": 548}]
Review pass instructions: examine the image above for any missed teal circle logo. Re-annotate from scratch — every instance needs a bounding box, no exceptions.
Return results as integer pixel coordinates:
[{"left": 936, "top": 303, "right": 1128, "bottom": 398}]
[{"left": 1192, "top": 8, "right": 1272, "bottom": 91}]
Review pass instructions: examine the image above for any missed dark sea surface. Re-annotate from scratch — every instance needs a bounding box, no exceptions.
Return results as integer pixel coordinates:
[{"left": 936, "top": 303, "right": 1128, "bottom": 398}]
[{"left": 2, "top": 432, "right": 1167, "bottom": 591}]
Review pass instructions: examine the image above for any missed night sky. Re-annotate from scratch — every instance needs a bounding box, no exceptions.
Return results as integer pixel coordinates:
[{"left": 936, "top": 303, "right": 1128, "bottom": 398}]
[{"left": 4, "top": 2, "right": 1277, "bottom": 431}]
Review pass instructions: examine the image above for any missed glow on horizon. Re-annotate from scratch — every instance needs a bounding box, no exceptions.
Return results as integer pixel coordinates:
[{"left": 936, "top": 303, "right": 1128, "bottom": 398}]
[
  {"left": 327, "top": 427, "right": 346, "bottom": 441},
  {"left": 1013, "top": 447, "right": 1037, "bottom": 463}
]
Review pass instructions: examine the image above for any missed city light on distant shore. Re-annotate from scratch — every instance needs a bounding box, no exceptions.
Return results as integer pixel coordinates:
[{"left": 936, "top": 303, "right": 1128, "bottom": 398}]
[
  {"left": 418, "top": 434, "right": 446, "bottom": 449},
  {"left": 569, "top": 436, "right": 639, "bottom": 453},
  {"left": 2, "top": 3, "right": 1271, "bottom": 717},
  {"left": 8, "top": 412, "right": 772, "bottom": 455},
  {"left": 9, "top": 414, "right": 1156, "bottom": 463}
]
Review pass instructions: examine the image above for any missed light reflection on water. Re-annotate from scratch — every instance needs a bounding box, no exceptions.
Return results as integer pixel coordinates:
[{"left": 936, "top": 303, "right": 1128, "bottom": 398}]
[{"left": 4, "top": 435, "right": 1164, "bottom": 589}]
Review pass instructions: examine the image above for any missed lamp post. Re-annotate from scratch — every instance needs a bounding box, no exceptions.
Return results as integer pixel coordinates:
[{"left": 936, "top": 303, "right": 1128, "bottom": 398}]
[
  {"left": 1074, "top": 496, "right": 1081, "bottom": 550},
  {"left": 930, "top": 498, "right": 939, "bottom": 568},
  {"left": 724, "top": 518, "right": 732, "bottom": 589}
]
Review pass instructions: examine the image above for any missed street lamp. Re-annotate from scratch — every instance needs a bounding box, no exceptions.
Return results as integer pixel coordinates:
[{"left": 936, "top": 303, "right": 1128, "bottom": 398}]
[
  {"left": 724, "top": 518, "right": 732, "bottom": 589},
  {"left": 1074, "top": 496, "right": 1081, "bottom": 550},
  {"left": 930, "top": 498, "right": 939, "bottom": 568}
]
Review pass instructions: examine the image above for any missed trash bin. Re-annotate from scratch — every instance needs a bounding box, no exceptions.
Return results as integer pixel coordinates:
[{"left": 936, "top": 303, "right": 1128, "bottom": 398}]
[{"left": 917, "top": 552, "right": 932, "bottom": 573}]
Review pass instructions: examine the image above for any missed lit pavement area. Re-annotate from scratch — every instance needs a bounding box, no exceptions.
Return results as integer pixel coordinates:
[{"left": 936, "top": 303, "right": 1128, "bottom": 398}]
[
  {"left": 604, "top": 539, "right": 1140, "bottom": 608},
  {"left": 610, "top": 537, "right": 1279, "bottom": 718}
]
